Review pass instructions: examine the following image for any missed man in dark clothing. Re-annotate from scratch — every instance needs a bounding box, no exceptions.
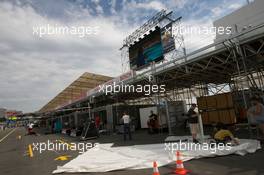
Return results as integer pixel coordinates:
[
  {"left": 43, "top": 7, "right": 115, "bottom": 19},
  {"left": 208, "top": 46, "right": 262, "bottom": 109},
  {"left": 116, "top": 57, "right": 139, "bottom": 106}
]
[
  {"left": 147, "top": 110, "right": 158, "bottom": 134},
  {"left": 187, "top": 104, "right": 199, "bottom": 143}
]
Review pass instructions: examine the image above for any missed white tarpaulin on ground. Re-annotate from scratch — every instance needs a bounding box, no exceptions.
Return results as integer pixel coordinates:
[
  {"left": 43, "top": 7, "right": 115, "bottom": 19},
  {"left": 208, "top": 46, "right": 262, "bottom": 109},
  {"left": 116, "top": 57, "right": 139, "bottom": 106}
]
[{"left": 53, "top": 139, "right": 261, "bottom": 174}]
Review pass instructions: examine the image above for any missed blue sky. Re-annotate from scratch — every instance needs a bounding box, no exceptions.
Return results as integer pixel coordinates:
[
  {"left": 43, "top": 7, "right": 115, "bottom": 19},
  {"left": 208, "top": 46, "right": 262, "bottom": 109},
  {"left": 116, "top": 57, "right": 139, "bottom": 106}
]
[{"left": 0, "top": 0, "right": 251, "bottom": 112}]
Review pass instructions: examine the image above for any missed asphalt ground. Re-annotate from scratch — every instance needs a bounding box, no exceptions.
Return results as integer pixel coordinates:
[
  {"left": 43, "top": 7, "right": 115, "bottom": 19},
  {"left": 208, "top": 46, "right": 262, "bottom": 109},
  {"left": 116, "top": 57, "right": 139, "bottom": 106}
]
[{"left": 0, "top": 127, "right": 264, "bottom": 175}]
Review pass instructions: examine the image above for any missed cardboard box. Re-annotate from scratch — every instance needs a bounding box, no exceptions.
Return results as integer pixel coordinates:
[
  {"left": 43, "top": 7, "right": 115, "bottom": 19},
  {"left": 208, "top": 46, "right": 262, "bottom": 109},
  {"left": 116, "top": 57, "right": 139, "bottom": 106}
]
[
  {"left": 208, "top": 111, "right": 219, "bottom": 123},
  {"left": 217, "top": 109, "right": 237, "bottom": 124},
  {"left": 201, "top": 112, "right": 209, "bottom": 125},
  {"left": 197, "top": 97, "right": 207, "bottom": 110},
  {"left": 216, "top": 94, "right": 227, "bottom": 109},
  {"left": 226, "top": 93, "right": 234, "bottom": 108},
  {"left": 198, "top": 93, "right": 234, "bottom": 111},
  {"left": 206, "top": 96, "right": 217, "bottom": 109},
  {"left": 218, "top": 110, "right": 230, "bottom": 124},
  {"left": 229, "top": 109, "right": 237, "bottom": 124}
]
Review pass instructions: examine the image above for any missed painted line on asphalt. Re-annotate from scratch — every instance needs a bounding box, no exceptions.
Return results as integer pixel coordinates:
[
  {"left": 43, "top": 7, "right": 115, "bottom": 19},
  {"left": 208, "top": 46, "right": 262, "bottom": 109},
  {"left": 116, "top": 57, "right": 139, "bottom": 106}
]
[
  {"left": 0, "top": 128, "right": 17, "bottom": 143},
  {"left": 28, "top": 144, "right": 34, "bottom": 157}
]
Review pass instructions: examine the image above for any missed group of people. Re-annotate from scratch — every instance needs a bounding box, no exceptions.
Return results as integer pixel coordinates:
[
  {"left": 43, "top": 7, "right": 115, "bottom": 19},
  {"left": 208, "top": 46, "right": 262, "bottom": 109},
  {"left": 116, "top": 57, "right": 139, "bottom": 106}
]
[
  {"left": 58, "top": 95, "right": 264, "bottom": 143},
  {"left": 187, "top": 95, "right": 264, "bottom": 144},
  {"left": 187, "top": 104, "right": 239, "bottom": 144},
  {"left": 120, "top": 110, "right": 160, "bottom": 141}
]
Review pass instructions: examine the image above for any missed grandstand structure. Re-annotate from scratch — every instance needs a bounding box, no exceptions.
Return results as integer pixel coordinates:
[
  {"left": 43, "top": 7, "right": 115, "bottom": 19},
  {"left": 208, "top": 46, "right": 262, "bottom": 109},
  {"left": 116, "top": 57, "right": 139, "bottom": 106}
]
[{"left": 39, "top": 72, "right": 112, "bottom": 113}]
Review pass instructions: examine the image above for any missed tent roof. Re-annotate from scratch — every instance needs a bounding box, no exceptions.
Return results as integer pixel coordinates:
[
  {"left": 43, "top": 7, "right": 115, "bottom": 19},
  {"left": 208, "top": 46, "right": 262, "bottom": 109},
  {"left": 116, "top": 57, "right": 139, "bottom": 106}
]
[{"left": 39, "top": 72, "right": 112, "bottom": 112}]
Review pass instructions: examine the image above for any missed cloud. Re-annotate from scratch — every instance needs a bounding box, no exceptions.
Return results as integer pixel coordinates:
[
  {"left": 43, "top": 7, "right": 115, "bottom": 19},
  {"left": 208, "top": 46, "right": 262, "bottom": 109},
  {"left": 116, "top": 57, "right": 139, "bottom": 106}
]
[
  {"left": 210, "top": 0, "right": 246, "bottom": 19},
  {"left": 109, "top": 0, "right": 117, "bottom": 14},
  {"left": 211, "top": 7, "right": 224, "bottom": 17},
  {"left": 132, "top": 1, "right": 167, "bottom": 11},
  {"left": 228, "top": 3, "right": 243, "bottom": 10},
  {"left": 0, "top": 1, "right": 126, "bottom": 112}
]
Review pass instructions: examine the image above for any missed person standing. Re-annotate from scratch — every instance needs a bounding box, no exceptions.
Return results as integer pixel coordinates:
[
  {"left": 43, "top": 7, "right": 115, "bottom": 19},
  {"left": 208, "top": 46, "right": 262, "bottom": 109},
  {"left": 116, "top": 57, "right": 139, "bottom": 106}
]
[
  {"left": 122, "top": 112, "right": 132, "bottom": 141},
  {"left": 147, "top": 110, "right": 158, "bottom": 134},
  {"left": 248, "top": 97, "right": 264, "bottom": 139},
  {"left": 27, "top": 122, "right": 34, "bottom": 135},
  {"left": 187, "top": 104, "right": 199, "bottom": 143},
  {"left": 95, "top": 115, "right": 101, "bottom": 129}
]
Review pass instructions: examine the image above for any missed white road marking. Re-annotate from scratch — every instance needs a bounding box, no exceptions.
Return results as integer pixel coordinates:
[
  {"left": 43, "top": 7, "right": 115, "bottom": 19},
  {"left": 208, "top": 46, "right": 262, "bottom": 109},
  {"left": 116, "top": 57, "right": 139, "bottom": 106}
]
[{"left": 0, "top": 128, "right": 17, "bottom": 143}]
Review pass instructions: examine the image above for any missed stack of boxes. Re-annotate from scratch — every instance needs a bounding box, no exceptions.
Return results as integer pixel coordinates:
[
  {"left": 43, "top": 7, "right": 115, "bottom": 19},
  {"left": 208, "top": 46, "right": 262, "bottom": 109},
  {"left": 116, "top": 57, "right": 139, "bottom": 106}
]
[{"left": 197, "top": 93, "right": 236, "bottom": 125}]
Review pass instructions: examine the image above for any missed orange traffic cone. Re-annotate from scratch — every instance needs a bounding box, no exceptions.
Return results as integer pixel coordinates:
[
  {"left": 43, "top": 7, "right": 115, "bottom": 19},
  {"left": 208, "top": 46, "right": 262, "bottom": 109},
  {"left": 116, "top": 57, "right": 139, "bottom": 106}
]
[
  {"left": 152, "top": 161, "right": 160, "bottom": 175},
  {"left": 174, "top": 151, "right": 189, "bottom": 175}
]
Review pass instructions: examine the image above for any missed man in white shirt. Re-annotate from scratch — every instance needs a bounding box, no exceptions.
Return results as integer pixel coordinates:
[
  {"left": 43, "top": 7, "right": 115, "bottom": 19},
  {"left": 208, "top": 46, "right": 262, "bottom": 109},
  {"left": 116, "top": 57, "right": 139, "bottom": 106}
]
[
  {"left": 27, "top": 122, "right": 34, "bottom": 135},
  {"left": 122, "top": 112, "right": 132, "bottom": 141}
]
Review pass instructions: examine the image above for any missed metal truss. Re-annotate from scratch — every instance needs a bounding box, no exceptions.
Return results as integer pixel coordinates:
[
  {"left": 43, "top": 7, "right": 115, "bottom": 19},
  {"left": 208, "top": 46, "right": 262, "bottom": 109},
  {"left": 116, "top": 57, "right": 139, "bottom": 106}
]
[
  {"left": 119, "top": 24, "right": 264, "bottom": 107},
  {"left": 122, "top": 9, "right": 167, "bottom": 47}
]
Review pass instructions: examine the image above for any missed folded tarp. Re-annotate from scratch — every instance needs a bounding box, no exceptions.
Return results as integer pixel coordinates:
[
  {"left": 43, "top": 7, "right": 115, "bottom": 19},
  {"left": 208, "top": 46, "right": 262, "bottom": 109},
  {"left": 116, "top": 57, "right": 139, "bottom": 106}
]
[{"left": 53, "top": 139, "right": 261, "bottom": 174}]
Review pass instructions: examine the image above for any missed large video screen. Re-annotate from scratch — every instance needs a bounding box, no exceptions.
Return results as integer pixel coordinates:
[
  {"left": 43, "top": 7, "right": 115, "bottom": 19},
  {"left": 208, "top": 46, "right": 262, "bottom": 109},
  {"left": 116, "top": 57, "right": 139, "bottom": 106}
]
[{"left": 129, "top": 28, "right": 164, "bottom": 70}]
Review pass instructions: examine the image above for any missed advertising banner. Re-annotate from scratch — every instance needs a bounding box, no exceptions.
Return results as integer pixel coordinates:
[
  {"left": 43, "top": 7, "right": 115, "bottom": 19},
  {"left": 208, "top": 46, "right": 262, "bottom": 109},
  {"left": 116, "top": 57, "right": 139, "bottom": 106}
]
[{"left": 161, "top": 22, "right": 175, "bottom": 54}]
